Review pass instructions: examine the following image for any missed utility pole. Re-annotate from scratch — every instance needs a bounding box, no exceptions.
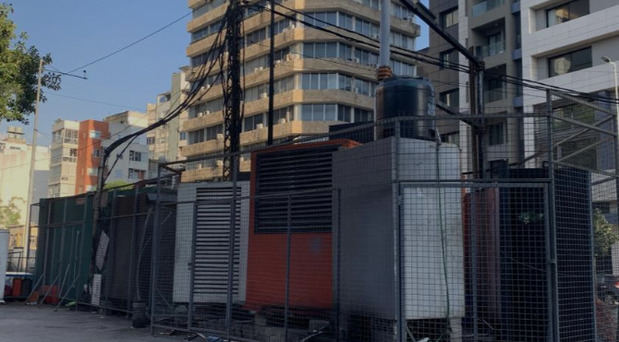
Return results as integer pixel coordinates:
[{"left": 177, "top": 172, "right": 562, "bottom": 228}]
[
  {"left": 267, "top": 0, "right": 275, "bottom": 146},
  {"left": 23, "top": 58, "right": 44, "bottom": 270},
  {"left": 223, "top": 1, "right": 243, "bottom": 340}
]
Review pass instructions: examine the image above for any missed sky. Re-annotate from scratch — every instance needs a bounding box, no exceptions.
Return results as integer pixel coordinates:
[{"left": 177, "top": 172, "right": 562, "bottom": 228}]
[{"left": 3, "top": 0, "right": 429, "bottom": 147}]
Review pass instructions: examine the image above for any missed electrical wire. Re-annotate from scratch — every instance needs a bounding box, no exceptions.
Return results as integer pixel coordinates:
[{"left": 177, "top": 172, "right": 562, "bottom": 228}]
[
  {"left": 66, "top": 12, "right": 192, "bottom": 73},
  {"left": 256, "top": 2, "right": 619, "bottom": 105}
]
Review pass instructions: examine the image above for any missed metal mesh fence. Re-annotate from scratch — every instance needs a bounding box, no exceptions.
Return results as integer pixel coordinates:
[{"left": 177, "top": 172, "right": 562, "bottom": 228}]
[{"left": 29, "top": 101, "right": 619, "bottom": 342}]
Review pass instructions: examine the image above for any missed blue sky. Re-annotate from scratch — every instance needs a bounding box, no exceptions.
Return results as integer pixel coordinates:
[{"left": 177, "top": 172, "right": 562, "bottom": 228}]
[{"left": 4, "top": 1, "right": 428, "bottom": 146}]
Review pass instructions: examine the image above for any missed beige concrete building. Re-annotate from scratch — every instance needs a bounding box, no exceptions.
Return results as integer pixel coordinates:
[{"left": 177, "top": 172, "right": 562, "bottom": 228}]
[
  {"left": 0, "top": 126, "right": 49, "bottom": 230},
  {"left": 48, "top": 119, "right": 79, "bottom": 198},
  {"left": 147, "top": 68, "right": 190, "bottom": 177},
  {"left": 181, "top": 0, "right": 420, "bottom": 181}
]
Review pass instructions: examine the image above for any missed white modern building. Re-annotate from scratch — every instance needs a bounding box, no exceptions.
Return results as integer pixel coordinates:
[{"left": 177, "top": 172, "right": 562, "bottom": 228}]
[
  {"left": 521, "top": 0, "right": 619, "bottom": 170},
  {"left": 103, "top": 111, "right": 150, "bottom": 185}
]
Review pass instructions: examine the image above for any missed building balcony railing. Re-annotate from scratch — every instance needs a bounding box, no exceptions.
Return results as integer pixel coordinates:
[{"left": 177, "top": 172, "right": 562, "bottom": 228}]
[
  {"left": 475, "top": 41, "right": 505, "bottom": 58},
  {"left": 472, "top": 0, "right": 505, "bottom": 17}
]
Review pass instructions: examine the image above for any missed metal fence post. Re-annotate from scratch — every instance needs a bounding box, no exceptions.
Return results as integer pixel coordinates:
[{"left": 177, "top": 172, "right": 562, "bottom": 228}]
[
  {"left": 188, "top": 202, "right": 198, "bottom": 330},
  {"left": 225, "top": 153, "right": 239, "bottom": 340},
  {"left": 335, "top": 189, "right": 341, "bottom": 342},
  {"left": 284, "top": 194, "right": 292, "bottom": 342},
  {"left": 546, "top": 90, "right": 560, "bottom": 342},
  {"left": 470, "top": 190, "right": 479, "bottom": 341},
  {"left": 127, "top": 186, "right": 140, "bottom": 315},
  {"left": 150, "top": 165, "right": 162, "bottom": 335}
]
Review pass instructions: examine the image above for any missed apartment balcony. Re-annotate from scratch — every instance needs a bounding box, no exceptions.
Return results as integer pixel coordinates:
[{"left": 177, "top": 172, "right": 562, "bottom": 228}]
[
  {"left": 181, "top": 120, "right": 333, "bottom": 158},
  {"left": 181, "top": 158, "right": 251, "bottom": 182},
  {"left": 472, "top": 0, "right": 506, "bottom": 17},
  {"left": 475, "top": 41, "right": 505, "bottom": 58}
]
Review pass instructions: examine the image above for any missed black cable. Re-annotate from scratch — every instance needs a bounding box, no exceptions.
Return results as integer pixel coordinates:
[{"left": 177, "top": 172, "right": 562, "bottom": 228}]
[
  {"left": 259, "top": 2, "right": 619, "bottom": 105},
  {"left": 66, "top": 12, "right": 192, "bottom": 73}
]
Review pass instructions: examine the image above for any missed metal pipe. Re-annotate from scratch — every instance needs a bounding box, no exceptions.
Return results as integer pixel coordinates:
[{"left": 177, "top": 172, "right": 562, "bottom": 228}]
[
  {"left": 379, "top": 0, "right": 391, "bottom": 68},
  {"left": 267, "top": 0, "right": 275, "bottom": 145},
  {"left": 127, "top": 186, "right": 140, "bottom": 315}
]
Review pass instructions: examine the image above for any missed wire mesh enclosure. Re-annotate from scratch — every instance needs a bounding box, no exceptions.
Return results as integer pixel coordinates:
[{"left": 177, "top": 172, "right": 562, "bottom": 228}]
[{"left": 29, "top": 96, "right": 619, "bottom": 342}]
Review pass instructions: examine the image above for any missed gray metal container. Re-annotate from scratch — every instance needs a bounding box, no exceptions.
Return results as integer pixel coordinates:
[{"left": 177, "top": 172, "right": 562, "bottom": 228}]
[{"left": 375, "top": 77, "right": 436, "bottom": 140}]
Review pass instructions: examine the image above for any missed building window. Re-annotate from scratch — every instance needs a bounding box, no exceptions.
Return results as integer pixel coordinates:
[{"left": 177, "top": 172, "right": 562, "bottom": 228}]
[
  {"left": 488, "top": 122, "right": 505, "bottom": 146},
  {"left": 355, "top": 48, "right": 379, "bottom": 67},
  {"left": 354, "top": 108, "right": 373, "bottom": 122},
  {"left": 206, "top": 125, "right": 223, "bottom": 141},
  {"left": 339, "top": 12, "right": 353, "bottom": 30},
  {"left": 391, "top": 60, "right": 415, "bottom": 76},
  {"left": 440, "top": 8, "right": 458, "bottom": 28},
  {"left": 303, "top": 11, "right": 337, "bottom": 28},
  {"left": 303, "top": 42, "right": 339, "bottom": 59},
  {"left": 301, "top": 104, "right": 338, "bottom": 121},
  {"left": 243, "top": 114, "right": 265, "bottom": 132},
  {"left": 180, "top": 132, "right": 187, "bottom": 141},
  {"left": 129, "top": 151, "right": 142, "bottom": 162},
  {"left": 273, "top": 106, "right": 294, "bottom": 123},
  {"left": 440, "top": 89, "right": 459, "bottom": 109},
  {"left": 128, "top": 168, "right": 145, "bottom": 180},
  {"left": 89, "top": 130, "right": 101, "bottom": 139},
  {"left": 92, "top": 148, "right": 101, "bottom": 158},
  {"left": 147, "top": 137, "right": 155, "bottom": 145},
  {"left": 548, "top": 47, "right": 591, "bottom": 77},
  {"left": 87, "top": 168, "right": 98, "bottom": 176},
  {"left": 439, "top": 49, "right": 458, "bottom": 69},
  {"left": 546, "top": 0, "right": 588, "bottom": 27},
  {"left": 64, "top": 129, "right": 78, "bottom": 144}
]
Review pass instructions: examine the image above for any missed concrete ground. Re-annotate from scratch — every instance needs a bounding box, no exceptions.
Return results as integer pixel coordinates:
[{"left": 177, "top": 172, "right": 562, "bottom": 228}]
[{"left": 0, "top": 302, "right": 184, "bottom": 342}]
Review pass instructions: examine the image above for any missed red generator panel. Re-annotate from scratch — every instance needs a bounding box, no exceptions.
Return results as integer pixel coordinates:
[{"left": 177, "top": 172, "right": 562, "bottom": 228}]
[{"left": 245, "top": 139, "right": 359, "bottom": 312}]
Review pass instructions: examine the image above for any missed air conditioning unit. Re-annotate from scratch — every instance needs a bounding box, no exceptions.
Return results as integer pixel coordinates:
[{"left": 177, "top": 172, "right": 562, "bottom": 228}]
[
  {"left": 256, "top": 123, "right": 264, "bottom": 129},
  {"left": 216, "top": 133, "right": 224, "bottom": 141},
  {"left": 215, "top": 159, "right": 224, "bottom": 167},
  {"left": 275, "top": 60, "right": 282, "bottom": 65},
  {"left": 260, "top": 92, "right": 268, "bottom": 99},
  {"left": 197, "top": 112, "right": 205, "bottom": 117},
  {"left": 256, "top": 66, "right": 264, "bottom": 71},
  {"left": 371, "top": 33, "right": 379, "bottom": 40},
  {"left": 353, "top": 88, "right": 360, "bottom": 93},
  {"left": 354, "top": 57, "right": 360, "bottom": 63},
  {"left": 278, "top": 118, "right": 287, "bottom": 124},
  {"left": 173, "top": 182, "right": 250, "bottom": 304},
  {"left": 285, "top": 54, "right": 294, "bottom": 62},
  {"left": 205, "top": 110, "right": 211, "bottom": 115}
]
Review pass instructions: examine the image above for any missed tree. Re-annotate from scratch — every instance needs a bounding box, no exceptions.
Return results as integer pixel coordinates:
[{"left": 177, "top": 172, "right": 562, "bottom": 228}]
[
  {"left": 0, "top": 3, "right": 60, "bottom": 123},
  {"left": 0, "top": 197, "right": 22, "bottom": 227},
  {"left": 594, "top": 209, "right": 619, "bottom": 258}
]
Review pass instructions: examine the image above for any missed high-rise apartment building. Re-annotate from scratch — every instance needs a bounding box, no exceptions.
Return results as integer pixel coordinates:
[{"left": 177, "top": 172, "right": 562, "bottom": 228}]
[
  {"left": 417, "top": 0, "right": 460, "bottom": 144},
  {"left": 48, "top": 119, "right": 79, "bottom": 198},
  {"left": 75, "top": 111, "right": 149, "bottom": 193},
  {"left": 147, "top": 68, "right": 190, "bottom": 177},
  {"left": 457, "top": 0, "right": 524, "bottom": 172},
  {"left": 521, "top": 0, "right": 619, "bottom": 172},
  {"left": 181, "top": 0, "right": 420, "bottom": 181}
]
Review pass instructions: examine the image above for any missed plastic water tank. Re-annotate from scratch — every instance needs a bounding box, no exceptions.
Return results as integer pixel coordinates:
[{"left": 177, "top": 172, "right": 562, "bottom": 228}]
[{"left": 375, "top": 77, "right": 436, "bottom": 140}]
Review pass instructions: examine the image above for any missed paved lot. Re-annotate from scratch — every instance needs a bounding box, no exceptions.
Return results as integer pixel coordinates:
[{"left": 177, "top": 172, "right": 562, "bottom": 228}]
[{"left": 0, "top": 302, "right": 183, "bottom": 342}]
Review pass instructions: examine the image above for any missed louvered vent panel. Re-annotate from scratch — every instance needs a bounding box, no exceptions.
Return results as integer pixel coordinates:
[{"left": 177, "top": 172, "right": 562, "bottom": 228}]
[
  {"left": 193, "top": 187, "right": 242, "bottom": 296},
  {"left": 255, "top": 145, "right": 339, "bottom": 232}
]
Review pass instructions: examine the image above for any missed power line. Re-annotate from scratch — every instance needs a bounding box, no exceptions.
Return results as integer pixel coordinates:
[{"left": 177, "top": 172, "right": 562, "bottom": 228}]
[
  {"left": 260, "top": 3, "right": 619, "bottom": 106},
  {"left": 66, "top": 12, "right": 191, "bottom": 73}
]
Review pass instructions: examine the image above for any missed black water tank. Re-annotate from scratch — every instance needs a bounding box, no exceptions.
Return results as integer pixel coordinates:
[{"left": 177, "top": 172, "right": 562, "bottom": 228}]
[{"left": 375, "top": 77, "right": 436, "bottom": 140}]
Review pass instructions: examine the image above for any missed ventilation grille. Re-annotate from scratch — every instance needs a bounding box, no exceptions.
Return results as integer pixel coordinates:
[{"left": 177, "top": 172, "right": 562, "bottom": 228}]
[
  {"left": 255, "top": 144, "right": 339, "bottom": 232},
  {"left": 193, "top": 187, "right": 241, "bottom": 296}
]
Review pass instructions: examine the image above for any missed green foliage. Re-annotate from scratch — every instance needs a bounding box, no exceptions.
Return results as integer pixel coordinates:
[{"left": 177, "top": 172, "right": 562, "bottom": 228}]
[
  {"left": 0, "top": 3, "right": 61, "bottom": 123},
  {"left": 0, "top": 197, "right": 22, "bottom": 227},
  {"left": 103, "top": 180, "right": 132, "bottom": 191},
  {"left": 594, "top": 209, "right": 619, "bottom": 257}
]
